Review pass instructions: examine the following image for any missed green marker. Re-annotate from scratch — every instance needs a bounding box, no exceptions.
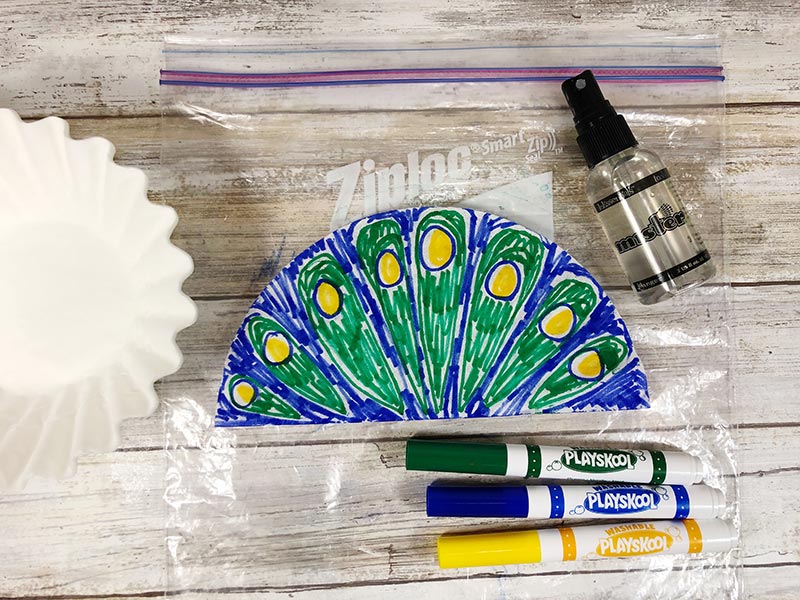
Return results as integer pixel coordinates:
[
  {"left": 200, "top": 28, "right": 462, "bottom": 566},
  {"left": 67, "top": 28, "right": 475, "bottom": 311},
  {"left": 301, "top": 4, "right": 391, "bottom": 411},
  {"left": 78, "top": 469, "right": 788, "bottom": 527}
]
[{"left": 405, "top": 439, "right": 704, "bottom": 485}]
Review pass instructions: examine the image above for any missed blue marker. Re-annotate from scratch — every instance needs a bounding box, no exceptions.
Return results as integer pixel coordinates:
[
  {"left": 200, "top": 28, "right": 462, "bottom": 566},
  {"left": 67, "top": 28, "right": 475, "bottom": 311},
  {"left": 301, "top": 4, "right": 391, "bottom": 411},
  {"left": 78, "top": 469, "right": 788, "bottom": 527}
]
[{"left": 427, "top": 483, "right": 725, "bottom": 519}]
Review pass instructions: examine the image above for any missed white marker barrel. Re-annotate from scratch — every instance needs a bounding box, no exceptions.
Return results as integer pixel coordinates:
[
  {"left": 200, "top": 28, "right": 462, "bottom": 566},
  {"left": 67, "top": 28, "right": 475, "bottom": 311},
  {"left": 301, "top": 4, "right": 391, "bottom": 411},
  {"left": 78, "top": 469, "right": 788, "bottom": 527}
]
[
  {"left": 512, "top": 444, "right": 704, "bottom": 485},
  {"left": 529, "top": 483, "right": 723, "bottom": 519}
]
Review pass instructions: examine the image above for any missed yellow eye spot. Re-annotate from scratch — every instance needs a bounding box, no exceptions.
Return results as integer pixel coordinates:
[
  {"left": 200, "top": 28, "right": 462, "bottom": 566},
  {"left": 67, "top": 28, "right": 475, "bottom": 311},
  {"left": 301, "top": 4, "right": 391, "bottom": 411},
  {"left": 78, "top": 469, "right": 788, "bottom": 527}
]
[
  {"left": 540, "top": 305, "right": 576, "bottom": 340},
  {"left": 486, "top": 261, "right": 520, "bottom": 300},
  {"left": 264, "top": 332, "right": 292, "bottom": 365},
  {"left": 570, "top": 350, "right": 603, "bottom": 381},
  {"left": 232, "top": 380, "right": 256, "bottom": 407},
  {"left": 377, "top": 249, "right": 403, "bottom": 287},
  {"left": 315, "top": 280, "right": 342, "bottom": 318},
  {"left": 421, "top": 226, "right": 454, "bottom": 271}
]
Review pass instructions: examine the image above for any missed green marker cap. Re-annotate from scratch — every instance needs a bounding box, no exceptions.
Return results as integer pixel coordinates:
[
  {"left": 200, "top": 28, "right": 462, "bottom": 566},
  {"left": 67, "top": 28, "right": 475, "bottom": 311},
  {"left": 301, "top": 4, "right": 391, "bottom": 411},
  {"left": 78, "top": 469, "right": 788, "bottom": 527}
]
[{"left": 405, "top": 439, "right": 509, "bottom": 476}]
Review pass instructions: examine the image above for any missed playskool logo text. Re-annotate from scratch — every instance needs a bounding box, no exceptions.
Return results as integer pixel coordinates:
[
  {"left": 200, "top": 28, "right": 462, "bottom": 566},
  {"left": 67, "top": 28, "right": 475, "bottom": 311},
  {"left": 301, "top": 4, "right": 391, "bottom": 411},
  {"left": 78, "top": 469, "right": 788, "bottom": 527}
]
[
  {"left": 584, "top": 486, "right": 660, "bottom": 514},
  {"left": 560, "top": 449, "right": 638, "bottom": 474},
  {"left": 597, "top": 524, "right": 673, "bottom": 557}
]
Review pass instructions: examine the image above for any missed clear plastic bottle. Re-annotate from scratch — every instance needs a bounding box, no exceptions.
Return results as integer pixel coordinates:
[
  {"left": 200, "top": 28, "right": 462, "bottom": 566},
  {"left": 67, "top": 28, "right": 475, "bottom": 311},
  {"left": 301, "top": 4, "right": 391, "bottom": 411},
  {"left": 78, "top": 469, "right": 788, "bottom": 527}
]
[{"left": 562, "top": 71, "right": 715, "bottom": 305}]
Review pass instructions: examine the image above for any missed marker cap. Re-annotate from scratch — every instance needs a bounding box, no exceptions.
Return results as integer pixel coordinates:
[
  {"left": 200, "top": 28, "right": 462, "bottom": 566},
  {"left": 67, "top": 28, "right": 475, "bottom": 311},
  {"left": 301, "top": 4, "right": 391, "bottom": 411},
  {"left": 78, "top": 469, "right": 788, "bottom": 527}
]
[
  {"left": 438, "top": 529, "right": 541, "bottom": 569},
  {"left": 695, "top": 518, "right": 738, "bottom": 553},
  {"left": 427, "top": 485, "right": 529, "bottom": 518},
  {"left": 406, "top": 439, "right": 509, "bottom": 476},
  {"left": 663, "top": 451, "right": 705, "bottom": 484},
  {"left": 688, "top": 485, "right": 727, "bottom": 518}
]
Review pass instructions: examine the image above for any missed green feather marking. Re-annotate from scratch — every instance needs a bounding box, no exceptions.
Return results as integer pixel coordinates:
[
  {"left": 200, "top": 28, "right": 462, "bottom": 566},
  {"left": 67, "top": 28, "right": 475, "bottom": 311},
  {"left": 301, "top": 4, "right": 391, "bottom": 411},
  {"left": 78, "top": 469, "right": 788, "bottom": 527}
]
[
  {"left": 355, "top": 219, "right": 427, "bottom": 412},
  {"left": 458, "top": 227, "right": 545, "bottom": 411},
  {"left": 245, "top": 315, "right": 347, "bottom": 415},
  {"left": 296, "top": 252, "right": 405, "bottom": 415},
  {"left": 412, "top": 210, "right": 467, "bottom": 414},
  {"left": 528, "top": 335, "right": 630, "bottom": 410},
  {"left": 227, "top": 374, "right": 302, "bottom": 420},
  {"left": 481, "top": 278, "right": 599, "bottom": 407}
]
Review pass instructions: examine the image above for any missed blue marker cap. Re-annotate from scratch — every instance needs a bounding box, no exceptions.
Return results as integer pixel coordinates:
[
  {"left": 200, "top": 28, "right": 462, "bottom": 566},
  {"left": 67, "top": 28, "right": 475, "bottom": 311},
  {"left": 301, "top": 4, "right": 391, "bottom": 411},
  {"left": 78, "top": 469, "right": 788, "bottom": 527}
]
[{"left": 427, "top": 485, "right": 529, "bottom": 518}]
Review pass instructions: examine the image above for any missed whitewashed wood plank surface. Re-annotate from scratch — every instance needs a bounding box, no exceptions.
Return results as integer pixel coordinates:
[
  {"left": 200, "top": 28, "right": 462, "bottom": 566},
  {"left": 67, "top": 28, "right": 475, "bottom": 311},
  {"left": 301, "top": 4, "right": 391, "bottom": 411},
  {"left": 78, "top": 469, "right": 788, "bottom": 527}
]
[
  {"left": 0, "top": 278, "right": 794, "bottom": 597},
  {"left": 43, "top": 106, "right": 800, "bottom": 294},
  {"left": 2, "top": 1, "right": 800, "bottom": 117},
  {"left": 110, "top": 567, "right": 800, "bottom": 600},
  {"left": 1, "top": 424, "right": 796, "bottom": 597},
  {"left": 1, "top": 1, "right": 799, "bottom": 599}
]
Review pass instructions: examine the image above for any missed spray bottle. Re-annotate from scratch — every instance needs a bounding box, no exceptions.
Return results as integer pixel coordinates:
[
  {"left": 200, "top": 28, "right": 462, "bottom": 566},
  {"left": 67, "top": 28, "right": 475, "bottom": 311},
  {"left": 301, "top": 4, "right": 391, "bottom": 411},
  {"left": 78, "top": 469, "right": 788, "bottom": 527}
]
[{"left": 562, "top": 70, "right": 715, "bottom": 304}]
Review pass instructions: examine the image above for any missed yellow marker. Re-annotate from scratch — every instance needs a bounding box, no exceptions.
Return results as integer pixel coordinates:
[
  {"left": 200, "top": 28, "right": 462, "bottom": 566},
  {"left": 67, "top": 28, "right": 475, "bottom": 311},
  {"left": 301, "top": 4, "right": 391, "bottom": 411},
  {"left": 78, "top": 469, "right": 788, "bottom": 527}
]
[{"left": 437, "top": 519, "right": 735, "bottom": 569}]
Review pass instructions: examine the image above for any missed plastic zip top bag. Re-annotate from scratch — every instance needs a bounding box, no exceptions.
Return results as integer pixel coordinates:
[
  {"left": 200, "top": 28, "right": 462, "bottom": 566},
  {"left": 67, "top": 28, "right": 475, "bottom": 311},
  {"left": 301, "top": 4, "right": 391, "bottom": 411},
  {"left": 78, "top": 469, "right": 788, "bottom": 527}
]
[
  {"left": 161, "top": 36, "right": 737, "bottom": 600},
  {"left": 160, "top": 40, "right": 725, "bottom": 255}
]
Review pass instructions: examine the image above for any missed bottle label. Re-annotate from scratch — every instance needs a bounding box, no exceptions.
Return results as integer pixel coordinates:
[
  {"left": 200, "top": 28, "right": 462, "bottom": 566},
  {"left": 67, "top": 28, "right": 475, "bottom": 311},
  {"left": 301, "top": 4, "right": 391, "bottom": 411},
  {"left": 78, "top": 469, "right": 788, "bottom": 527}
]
[
  {"left": 632, "top": 250, "right": 712, "bottom": 292},
  {"left": 593, "top": 168, "right": 670, "bottom": 213},
  {"left": 593, "top": 168, "right": 712, "bottom": 291},
  {"left": 613, "top": 203, "right": 687, "bottom": 255}
]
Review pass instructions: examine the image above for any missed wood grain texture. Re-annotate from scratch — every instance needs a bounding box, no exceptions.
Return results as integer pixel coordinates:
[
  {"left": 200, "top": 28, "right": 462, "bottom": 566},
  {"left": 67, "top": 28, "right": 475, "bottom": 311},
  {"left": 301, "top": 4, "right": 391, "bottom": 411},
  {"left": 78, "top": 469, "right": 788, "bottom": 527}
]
[
  {"left": 0, "top": 280, "right": 796, "bottom": 597},
  {"left": 1, "top": 1, "right": 799, "bottom": 599},
  {"left": 0, "top": 425, "right": 797, "bottom": 597},
  {"left": 51, "top": 105, "right": 800, "bottom": 291},
  {"left": 2, "top": 1, "right": 800, "bottom": 117}
]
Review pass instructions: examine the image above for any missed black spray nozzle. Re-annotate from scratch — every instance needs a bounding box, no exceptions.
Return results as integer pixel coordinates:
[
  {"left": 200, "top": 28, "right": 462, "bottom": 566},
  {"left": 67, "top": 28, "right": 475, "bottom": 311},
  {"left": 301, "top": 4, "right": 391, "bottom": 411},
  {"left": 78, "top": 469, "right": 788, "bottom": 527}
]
[
  {"left": 561, "top": 69, "right": 637, "bottom": 168},
  {"left": 561, "top": 70, "right": 615, "bottom": 133}
]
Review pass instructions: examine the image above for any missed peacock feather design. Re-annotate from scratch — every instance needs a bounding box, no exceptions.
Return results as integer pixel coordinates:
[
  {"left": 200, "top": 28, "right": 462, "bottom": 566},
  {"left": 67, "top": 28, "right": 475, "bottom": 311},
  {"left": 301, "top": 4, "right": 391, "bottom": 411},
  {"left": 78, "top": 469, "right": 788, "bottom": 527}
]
[{"left": 217, "top": 207, "right": 648, "bottom": 426}]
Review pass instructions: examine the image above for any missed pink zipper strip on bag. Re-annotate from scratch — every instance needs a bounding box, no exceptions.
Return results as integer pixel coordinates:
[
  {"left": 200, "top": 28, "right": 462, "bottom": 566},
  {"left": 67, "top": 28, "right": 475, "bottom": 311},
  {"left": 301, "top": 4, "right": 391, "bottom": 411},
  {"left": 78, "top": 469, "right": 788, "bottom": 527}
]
[{"left": 160, "top": 66, "right": 724, "bottom": 88}]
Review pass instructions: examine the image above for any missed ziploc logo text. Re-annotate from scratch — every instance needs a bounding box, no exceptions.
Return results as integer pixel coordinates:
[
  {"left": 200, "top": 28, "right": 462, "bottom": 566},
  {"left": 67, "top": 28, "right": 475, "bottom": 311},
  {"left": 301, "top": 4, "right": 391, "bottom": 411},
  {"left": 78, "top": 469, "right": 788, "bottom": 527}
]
[
  {"left": 584, "top": 486, "right": 660, "bottom": 514},
  {"left": 326, "top": 146, "right": 472, "bottom": 230},
  {"left": 560, "top": 448, "right": 637, "bottom": 474},
  {"left": 597, "top": 524, "right": 673, "bottom": 557}
]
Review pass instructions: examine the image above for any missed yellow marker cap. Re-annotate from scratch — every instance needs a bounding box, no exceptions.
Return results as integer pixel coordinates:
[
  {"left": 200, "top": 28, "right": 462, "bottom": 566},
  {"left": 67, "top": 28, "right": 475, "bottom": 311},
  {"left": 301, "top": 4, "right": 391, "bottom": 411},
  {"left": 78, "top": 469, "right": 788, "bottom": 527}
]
[{"left": 437, "top": 530, "right": 541, "bottom": 569}]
